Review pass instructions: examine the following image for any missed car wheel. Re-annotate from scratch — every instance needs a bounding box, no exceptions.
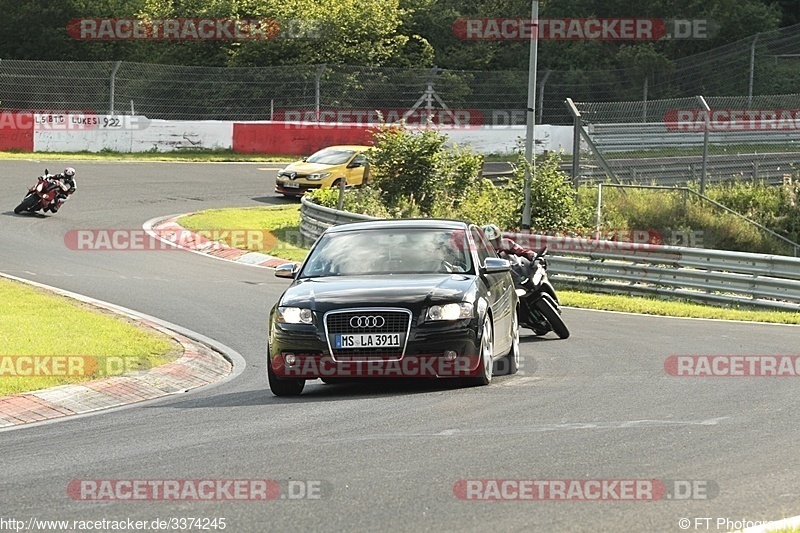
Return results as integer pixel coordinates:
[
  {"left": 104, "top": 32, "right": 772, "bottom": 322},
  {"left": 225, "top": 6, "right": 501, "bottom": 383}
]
[
  {"left": 267, "top": 358, "right": 305, "bottom": 396},
  {"left": 533, "top": 296, "right": 570, "bottom": 339},
  {"left": 497, "top": 310, "right": 520, "bottom": 376},
  {"left": 465, "top": 315, "right": 493, "bottom": 387}
]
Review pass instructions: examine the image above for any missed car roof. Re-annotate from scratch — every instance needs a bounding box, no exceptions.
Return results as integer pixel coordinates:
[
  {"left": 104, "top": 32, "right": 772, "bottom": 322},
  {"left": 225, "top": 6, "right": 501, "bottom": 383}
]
[
  {"left": 317, "top": 145, "right": 371, "bottom": 152},
  {"left": 325, "top": 219, "right": 471, "bottom": 234}
]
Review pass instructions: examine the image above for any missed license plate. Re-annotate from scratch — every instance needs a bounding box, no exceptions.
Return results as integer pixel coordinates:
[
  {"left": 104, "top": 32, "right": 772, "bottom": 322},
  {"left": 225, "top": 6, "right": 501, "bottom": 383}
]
[
  {"left": 335, "top": 333, "right": 401, "bottom": 349},
  {"left": 283, "top": 181, "right": 300, "bottom": 188}
]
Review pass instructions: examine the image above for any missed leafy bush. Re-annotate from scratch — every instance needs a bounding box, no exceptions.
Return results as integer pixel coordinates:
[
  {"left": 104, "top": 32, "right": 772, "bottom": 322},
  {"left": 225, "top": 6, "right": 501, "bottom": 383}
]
[
  {"left": 304, "top": 186, "right": 389, "bottom": 218},
  {"left": 512, "top": 150, "right": 583, "bottom": 232},
  {"left": 367, "top": 123, "right": 483, "bottom": 216}
]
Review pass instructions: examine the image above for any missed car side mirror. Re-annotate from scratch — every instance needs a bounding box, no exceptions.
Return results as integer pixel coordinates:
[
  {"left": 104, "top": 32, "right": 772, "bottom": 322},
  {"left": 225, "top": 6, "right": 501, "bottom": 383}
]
[
  {"left": 275, "top": 263, "right": 299, "bottom": 279},
  {"left": 347, "top": 161, "right": 362, "bottom": 168},
  {"left": 302, "top": 156, "right": 308, "bottom": 162},
  {"left": 482, "top": 257, "right": 511, "bottom": 274}
]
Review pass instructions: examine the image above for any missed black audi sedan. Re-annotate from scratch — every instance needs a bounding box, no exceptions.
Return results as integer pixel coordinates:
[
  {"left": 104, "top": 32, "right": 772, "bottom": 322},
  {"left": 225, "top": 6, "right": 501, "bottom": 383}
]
[{"left": 266, "top": 219, "right": 520, "bottom": 396}]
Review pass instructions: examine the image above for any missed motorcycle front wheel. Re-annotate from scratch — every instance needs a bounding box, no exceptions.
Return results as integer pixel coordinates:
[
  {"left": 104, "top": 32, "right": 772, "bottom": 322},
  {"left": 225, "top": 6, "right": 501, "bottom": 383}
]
[
  {"left": 14, "top": 194, "right": 39, "bottom": 214},
  {"left": 533, "top": 295, "right": 570, "bottom": 339}
]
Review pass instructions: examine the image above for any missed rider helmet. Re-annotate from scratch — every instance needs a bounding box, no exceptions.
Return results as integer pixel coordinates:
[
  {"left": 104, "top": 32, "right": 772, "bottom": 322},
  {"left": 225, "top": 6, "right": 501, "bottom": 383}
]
[
  {"left": 481, "top": 224, "right": 501, "bottom": 242},
  {"left": 63, "top": 167, "right": 76, "bottom": 180}
]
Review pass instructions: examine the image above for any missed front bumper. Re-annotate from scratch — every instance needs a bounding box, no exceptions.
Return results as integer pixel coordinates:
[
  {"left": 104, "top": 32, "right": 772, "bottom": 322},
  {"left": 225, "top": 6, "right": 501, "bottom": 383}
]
[
  {"left": 268, "top": 319, "right": 482, "bottom": 379},
  {"left": 275, "top": 178, "right": 322, "bottom": 196}
]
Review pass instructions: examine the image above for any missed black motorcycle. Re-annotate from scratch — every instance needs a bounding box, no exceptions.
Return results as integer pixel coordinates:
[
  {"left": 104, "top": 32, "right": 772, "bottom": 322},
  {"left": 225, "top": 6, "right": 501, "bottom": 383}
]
[{"left": 508, "top": 248, "right": 570, "bottom": 339}]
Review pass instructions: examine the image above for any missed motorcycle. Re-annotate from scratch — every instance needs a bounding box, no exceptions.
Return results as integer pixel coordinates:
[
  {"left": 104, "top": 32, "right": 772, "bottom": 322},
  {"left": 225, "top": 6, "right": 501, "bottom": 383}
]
[
  {"left": 508, "top": 248, "right": 570, "bottom": 339},
  {"left": 14, "top": 170, "right": 64, "bottom": 215}
]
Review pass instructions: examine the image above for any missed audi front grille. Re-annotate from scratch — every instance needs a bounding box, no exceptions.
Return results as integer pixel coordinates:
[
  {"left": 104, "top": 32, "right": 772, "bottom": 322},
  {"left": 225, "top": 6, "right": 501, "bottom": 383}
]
[{"left": 323, "top": 308, "right": 412, "bottom": 360}]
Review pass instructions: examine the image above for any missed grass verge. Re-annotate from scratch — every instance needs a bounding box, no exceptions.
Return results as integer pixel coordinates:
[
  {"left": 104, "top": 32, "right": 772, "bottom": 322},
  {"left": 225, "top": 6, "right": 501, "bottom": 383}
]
[
  {"left": 560, "top": 290, "right": 800, "bottom": 325},
  {"left": 176, "top": 205, "right": 800, "bottom": 325},
  {"left": 0, "top": 149, "right": 295, "bottom": 162},
  {"left": 0, "top": 278, "right": 180, "bottom": 396},
  {"left": 179, "top": 204, "right": 308, "bottom": 262}
]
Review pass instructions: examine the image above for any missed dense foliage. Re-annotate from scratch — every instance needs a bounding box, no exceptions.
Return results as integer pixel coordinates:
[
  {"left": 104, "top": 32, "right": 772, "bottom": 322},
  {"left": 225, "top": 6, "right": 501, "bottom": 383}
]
[
  {"left": 307, "top": 124, "right": 800, "bottom": 254},
  {"left": 308, "top": 124, "right": 581, "bottom": 231},
  {"left": 1, "top": 0, "right": 797, "bottom": 71}
]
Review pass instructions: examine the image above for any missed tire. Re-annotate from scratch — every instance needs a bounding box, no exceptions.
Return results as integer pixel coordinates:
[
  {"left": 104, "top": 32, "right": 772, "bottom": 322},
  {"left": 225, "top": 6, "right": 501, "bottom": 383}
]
[
  {"left": 14, "top": 194, "right": 39, "bottom": 214},
  {"left": 267, "top": 358, "right": 305, "bottom": 396},
  {"left": 464, "top": 315, "right": 493, "bottom": 387},
  {"left": 533, "top": 296, "right": 570, "bottom": 339},
  {"left": 496, "top": 310, "right": 519, "bottom": 376}
]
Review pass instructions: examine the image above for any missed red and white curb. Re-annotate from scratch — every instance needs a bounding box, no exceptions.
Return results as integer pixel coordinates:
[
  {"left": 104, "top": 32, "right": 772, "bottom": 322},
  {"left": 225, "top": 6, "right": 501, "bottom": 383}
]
[
  {"left": 144, "top": 214, "right": 296, "bottom": 269},
  {"left": 0, "top": 273, "right": 234, "bottom": 428}
]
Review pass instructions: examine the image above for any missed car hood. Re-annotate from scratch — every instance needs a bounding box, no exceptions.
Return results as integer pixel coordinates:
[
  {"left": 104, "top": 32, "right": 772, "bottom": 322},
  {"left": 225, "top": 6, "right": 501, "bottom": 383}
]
[
  {"left": 279, "top": 274, "right": 477, "bottom": 312},
  {"left": 281, "top": 162, "right": 339, "bottom": 174}
]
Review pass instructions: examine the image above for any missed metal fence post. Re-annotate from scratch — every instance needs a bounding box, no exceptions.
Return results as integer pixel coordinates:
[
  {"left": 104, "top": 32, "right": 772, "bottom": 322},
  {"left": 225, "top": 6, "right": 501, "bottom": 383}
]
[
  {"left": 566, "top": 98, "right": 581, "bottom": 187},
  {"left": 642, "top": 76, "right": 648, "bottom": 122},
  {"left": 595, "top": 183, "right": 603, "bottom": 239},
  {"left": 109, "top": 61, "right": 122, "bottom": 115},
  {"left": 697, "top": 95, "right": 711, "bottom": 194},
  {"left": 337, "top": 177, "right": 346, "bottom": 211},
  {"left": 315, "top": 64, "right": 326, "bottom": 121},
  {"left": 537, "top": 69, "right": 551, "bottom": 125},
  {"left": 748, "top": 34, "right": 759, "bottom": 107}
]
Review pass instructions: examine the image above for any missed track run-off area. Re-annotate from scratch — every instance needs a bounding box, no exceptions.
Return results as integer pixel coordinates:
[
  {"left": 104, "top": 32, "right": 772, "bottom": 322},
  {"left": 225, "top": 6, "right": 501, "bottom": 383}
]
[{"left": 1, "top": 160, "right": 798, "bottom": 533}]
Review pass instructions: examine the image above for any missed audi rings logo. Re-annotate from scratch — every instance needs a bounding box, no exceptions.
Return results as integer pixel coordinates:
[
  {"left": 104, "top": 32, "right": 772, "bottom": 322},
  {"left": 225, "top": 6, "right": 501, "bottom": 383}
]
[{"left": 350, "top": 316, "right": 385, "bottom": 328}]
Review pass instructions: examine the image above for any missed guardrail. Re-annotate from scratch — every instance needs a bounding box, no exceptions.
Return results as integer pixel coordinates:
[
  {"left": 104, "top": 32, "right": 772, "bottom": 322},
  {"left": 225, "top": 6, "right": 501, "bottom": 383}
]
[
  {"left": 482, "top": 155, "right": 798, "bottom": 187},
  {"left": 299, "top": 197, "right": 800, "bottom": 311},
  {"left": 588, "top": 123, "right": 800, "bottom": 152},
  {"left": 512, "top": 233, "right": 800, "bottom": 311},
  {"left": 299, "top": 196, "right": 378, "bottom": 244}
]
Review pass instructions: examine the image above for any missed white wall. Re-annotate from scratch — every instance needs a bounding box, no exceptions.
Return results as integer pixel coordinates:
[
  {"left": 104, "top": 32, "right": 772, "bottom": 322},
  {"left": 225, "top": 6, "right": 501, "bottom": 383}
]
[
  {"left": 31, "top": 114, "right": 572, "bottom": 155},
  {"left": 442, "top": 125, "right": 574, "bottom": 155},
  {"left": 33, "top": 116, "right": 233, "bottom": 153}
]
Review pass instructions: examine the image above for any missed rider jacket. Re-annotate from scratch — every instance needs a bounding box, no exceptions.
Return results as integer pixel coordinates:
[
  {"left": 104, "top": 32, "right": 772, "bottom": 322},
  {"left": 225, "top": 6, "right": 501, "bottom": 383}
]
[
  {"left": 47, "top": 173, "right": 77, "bottom": 198},
  {"left": 494, "top": 237, "right": 535, "bottom": 261}
]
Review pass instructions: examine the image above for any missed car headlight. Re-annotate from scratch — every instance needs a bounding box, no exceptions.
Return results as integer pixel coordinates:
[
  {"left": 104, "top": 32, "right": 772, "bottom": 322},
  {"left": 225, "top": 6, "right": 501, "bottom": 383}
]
[
  {"left": 277, "top": 170, "right": 287, "bottom": 177},
  {"left": 277, "top": 307, "right": 313, "bottom": 324},
  {"left": 307, "top": 173, "right": 331, "bottom": 181},
  {"left": 427, "top": 302, "right": 473, "bottom": 321}
]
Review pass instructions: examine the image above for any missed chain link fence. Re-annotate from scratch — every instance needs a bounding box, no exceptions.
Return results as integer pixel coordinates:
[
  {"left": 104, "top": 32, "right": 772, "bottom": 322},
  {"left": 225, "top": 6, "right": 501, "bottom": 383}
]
[
  {"left": 0, "top": 23, "right": 799, "bottom": 124},
  {"left": 570, "top": 94, "right": 800, "bottom": 187}
]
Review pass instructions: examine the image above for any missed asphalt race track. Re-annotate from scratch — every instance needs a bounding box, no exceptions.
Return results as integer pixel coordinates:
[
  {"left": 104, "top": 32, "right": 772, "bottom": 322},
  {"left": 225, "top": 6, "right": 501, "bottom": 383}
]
[{"left": 1, "top": 160, "right": 799, "bottom": 533}]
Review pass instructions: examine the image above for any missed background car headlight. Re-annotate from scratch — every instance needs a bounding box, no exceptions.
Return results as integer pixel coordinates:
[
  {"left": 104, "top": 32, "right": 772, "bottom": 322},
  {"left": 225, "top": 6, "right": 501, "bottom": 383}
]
[
  {"left": 427, "top": 302, "right": 473, "bottom": 321},
  {"left": 307, "top": 173, "right": 331, "bottom": 181},
  {"left": 277, "top": 307, "right": 313, "bottom": 324},
  {"left": 277, "top": 170, "right": 288, "bottom": 177}
]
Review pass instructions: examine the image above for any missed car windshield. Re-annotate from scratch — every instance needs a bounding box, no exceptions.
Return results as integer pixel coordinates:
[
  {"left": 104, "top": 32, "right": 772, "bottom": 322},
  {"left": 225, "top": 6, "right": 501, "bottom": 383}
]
[
  {"left": 300, "top": 228, "right": 473, "bottom": 277},
  {"left": 305, "top": 149, "right": 355, "bottom": 165}
]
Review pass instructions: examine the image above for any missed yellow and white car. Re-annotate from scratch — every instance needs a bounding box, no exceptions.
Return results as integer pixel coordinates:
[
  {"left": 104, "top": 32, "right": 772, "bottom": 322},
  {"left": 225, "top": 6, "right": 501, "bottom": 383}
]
[{"left": 275, "top": 145, "right": 371, "bottom": 197}]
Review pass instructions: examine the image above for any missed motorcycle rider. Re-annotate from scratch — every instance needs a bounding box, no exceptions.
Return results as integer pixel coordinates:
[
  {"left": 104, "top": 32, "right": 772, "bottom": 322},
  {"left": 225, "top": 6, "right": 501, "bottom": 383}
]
[
  {"left": 44, "top": 167, "right": 77, "bottom": 213},
  {"left": 480, "top": 224, "right": 535, "bottom": 261}
]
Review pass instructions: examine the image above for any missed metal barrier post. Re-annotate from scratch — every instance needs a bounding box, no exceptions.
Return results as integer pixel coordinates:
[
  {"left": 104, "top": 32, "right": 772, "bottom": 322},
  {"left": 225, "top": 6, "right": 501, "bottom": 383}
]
[
  {"left": 337, "top": 178, "right": 345, "bottom": 211},
  {"left": 566, "top": 98, "right": 581, "bottom": 187},
  {"left": 697, "top": 95, "right": 711, "bottom": 194},
  {"left": 595, "top": 183, "right": 603, "bottom": 239}
]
